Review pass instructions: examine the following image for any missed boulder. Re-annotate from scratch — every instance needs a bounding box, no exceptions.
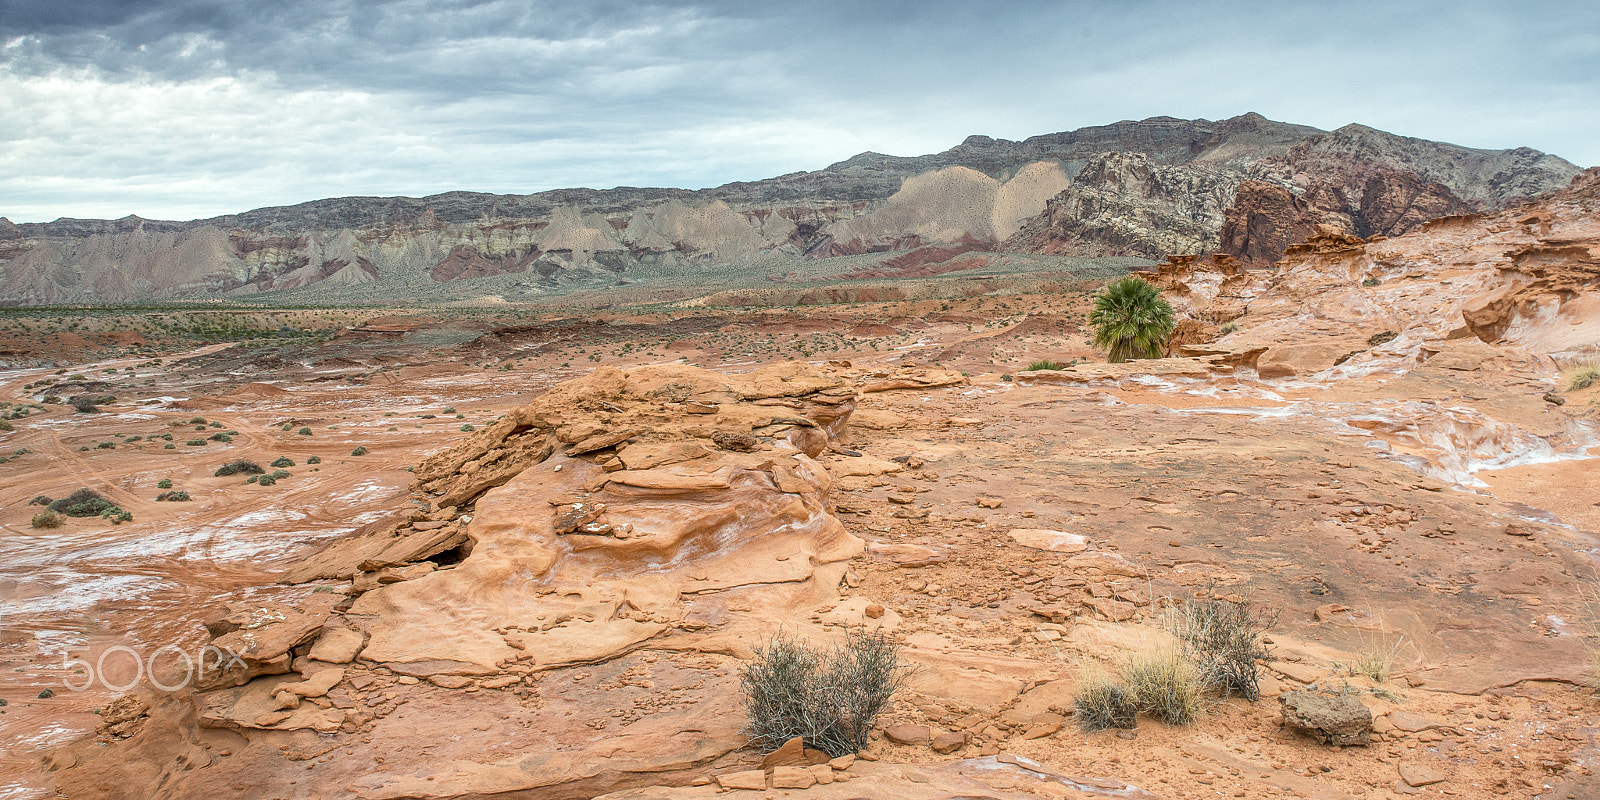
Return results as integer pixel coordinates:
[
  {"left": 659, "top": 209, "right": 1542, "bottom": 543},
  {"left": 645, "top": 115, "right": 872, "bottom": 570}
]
[{"left": 1279, "top": 690, "right": 1373, "bottom": 746}]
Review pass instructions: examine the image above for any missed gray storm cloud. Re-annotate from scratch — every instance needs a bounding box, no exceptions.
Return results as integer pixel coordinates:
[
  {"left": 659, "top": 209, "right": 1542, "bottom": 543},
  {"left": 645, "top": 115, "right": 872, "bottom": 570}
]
[{"left": 1, "top": 0, "right": 1595, "bottom": 222}]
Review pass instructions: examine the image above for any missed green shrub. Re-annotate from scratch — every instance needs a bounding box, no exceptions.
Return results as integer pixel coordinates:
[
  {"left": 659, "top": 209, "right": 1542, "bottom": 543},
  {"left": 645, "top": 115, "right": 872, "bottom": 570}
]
[
  {"left": 270, "top": 457, "right": 295, "bottom": 468},
  {"left": 69, "top": 395, "right": 100, "bottom": 414},
  {"left": 96, "top": 441, "right": 115, "bottom": 449},
  {"left": 214, "top": 459, "right": 264, "bottom": 477},
  {"left": 31, "top": 510, "right": 64, "bottom": 529},
  {"left": 188, "top": 416, "right": 207, "bottom": 424},
  {"left": 0, "top": 420, "right": 12, "bottom": 432},
  {"left": 155, "top": 490, "right": 191, "bottom": 502},
  {"left": 297, "top": 427, "right": 312, "bottom": 436},
  {"left": 163, "top": 443, "right": 176, "bottom": 449},
  {"left": 186, "top": 439, "right": 206, "bottom": 446},
  {"left": 28, "top": 495, "right": 51, "bottom": 506},
  {"left": 460, "top": 424, "right": 474, "bottom": 432},
  {"left": 209, "top": 421, "right": 223, "bottom": 428},
  {"left": 740, "top": 630, "right": 911, "bottom": 758},
  {"left": 306, "top": 456, "right": 321, "bottom": 464},
  {"left": 1074, "top": 671, "right": 1138, "bottom": 731},
  {"left": 159, "top": 433, "right": 173, "bottom": 441},
  {"left": 268, "top": 469, "right": 290, "bottom": 480},
  {"left": 350, "top": 446, "right": 368, "bottom": 456},
  {"left": 156, "top": 479, "right": 172, "bottom": 489},
  {"left": 208, "top": 433, "right": 232, "bottom": 443},
  {"left": 126, "top": 435, "right": 142, "bottom": 442},
  {"left": 256, "top": 474, "right": 277, "bottom": 487},
  {"left": 48, "top": 489, "right": 119, "bottom": 518},
  {"left": 1024, "top": 360, "right": 1064, "bottom": 371}
]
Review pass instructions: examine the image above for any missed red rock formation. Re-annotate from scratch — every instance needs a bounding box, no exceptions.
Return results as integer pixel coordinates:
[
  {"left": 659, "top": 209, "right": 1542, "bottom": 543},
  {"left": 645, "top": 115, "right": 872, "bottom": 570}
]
[
  {"left": 429, "top": 246, "right": 538, "bottom": 282},
  {"left": 1217, "top": 181, "right": 1321, "bottom": 265},
  {"left": 1218, "top": 172, "right": 1471, "bottom": 265}
]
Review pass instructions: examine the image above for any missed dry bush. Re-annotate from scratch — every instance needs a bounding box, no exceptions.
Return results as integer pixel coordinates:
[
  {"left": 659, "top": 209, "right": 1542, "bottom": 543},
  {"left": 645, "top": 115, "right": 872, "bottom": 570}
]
[
  {"left": 1569, "top": 364, "right": 1599, "bottom": 392},
  {"left": 1074, "top": 669, "right": 1137, "bottom": 732},
  {"left": 1165, "top": 597, "right": 1277, "bottom": 700},
  {"left": 1123, "top": 648, "right": 1205, "bottom": 726},
  {"left": 740, "top": 630, "right": 911, "bottom": 757},
  {"left": 31, "top": 510, "right": 64, "bottom": 529}
]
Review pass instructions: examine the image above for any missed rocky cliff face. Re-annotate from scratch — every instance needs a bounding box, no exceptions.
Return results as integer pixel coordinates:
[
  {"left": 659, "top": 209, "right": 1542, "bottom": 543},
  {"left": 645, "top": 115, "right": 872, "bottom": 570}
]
[{"left": 0, "top": 114, "right": 1581, "bottom": 304}]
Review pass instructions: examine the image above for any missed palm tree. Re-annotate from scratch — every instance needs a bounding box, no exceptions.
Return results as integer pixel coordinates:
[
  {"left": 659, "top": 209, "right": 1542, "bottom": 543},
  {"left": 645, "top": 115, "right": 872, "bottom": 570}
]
[{"left": 1089, "top": 276, "right": 1175, "bottom": 363}]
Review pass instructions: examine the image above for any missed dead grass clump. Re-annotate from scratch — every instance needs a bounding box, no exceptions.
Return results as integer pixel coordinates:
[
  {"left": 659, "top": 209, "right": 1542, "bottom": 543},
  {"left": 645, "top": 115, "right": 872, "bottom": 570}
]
[
  {"left": 31, "top": 510, "right": 64, "bottom": 529},
  {"left": 1074, "top": 670, "right": 1137, "bottom": 731},
  {"left": 1123, "top": 648, "right": 1206, "bottom": 725},
  {"left": 740, "top": 630, "right": 911, "bottom": 757},
  {"left": 1569, "top": 364, "right": 1599, "bottom": 392},
  {"left": 1165, "top": 596, "right": 1277, "bottom": 700}
]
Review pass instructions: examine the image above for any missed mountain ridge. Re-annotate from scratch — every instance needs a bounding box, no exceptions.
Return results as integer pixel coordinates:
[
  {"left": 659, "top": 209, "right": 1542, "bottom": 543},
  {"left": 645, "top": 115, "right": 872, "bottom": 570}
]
[{"left": 0, "top": 113, "right": 1582, "bottom": 305}]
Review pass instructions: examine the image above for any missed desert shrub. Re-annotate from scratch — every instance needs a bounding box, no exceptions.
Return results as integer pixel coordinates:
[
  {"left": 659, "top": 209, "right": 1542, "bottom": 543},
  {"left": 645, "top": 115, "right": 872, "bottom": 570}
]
[
  {"left": 48, "top": 489, "right": 118, "bottom": 518},
  {"left": 297, "top": 427, "right": 312, "bottom": 436},
  {"left": 1219, "top": 321, "right": 1240, "bottom": 334},
  {"left": 350, "top": 446, "right": 368, "bottom": 456},
  {"left": 1367, "top": 330, "right": 1398, "bottom": 347},
  {"left": 156, "top": 479, "right": 172, "bottom": 489},
  {"left": 268, "top": 469, "right": 290, "bottom": 480},
  {"left": 159, "top": 433, "right": 173, "bottom": 441},
  {"left": 209, "top": 421, "right": 223, "bottom": 428},
  {"left": 1075, "top": 671, "right": 1138, "bottom": 731},
  {"left": 1569, "top": 365, "right": 1599, "bottom": 392},
  {"left": 1123, "top": 649, "right": 1205, "bottom": 726},
  {"left": 270, "top": 457, "right": 295, "bottom": 468},
  {"left": 1024, "top": 360, "right": 1064, "bottom": 371},
  {"left": 460, "top": 424, "right": 474, "bottom": 432},
  {"left": 31, "top": 510, "right": 64, "bottom": 529},
  {"left": 1165, "top": 597, "right": 1276, "bottom": 701},
  {"left": 156, "top": 490, "right": 191, "bottom": 502},
  {"left": 42, "top": 395, "right": 61, "bottom": 404},
  {"left": 256, "top": 474, "right": 277, "bottom": 486},
  {"left": 188, "top": 416, "right": 207, "bottom": 424},
  {"left": 28, "top": 495, "right": 51, "bottom": 506},
  {"left": 740, "top": 630, "right": 911, "bottom": 757},
  {"left": 186, "top": 439, "right": 206, "bottom": 446},
  {"left": 0, "top": 419, "right": 11, "bottom": 432},
  {"left": 163, "top": 443, "right": 176, "bottom": 449},
  {"left": 306, "top": 455, "right": 321, "bottom": 464},
  {"left": 214, "top": 459, "right": 264, "bottom": 477},
  {"left": 208, "top": 433, "right": 232, "bottom": 443},
  {"left": 69, "top": 395, "right": 100, "bottom": 413},
  {"left": 1362, "top": 277, "right": 1381, "bottom": 287},
  {"left": 442, "top": 407, "right": 455, "bottom": 414},
  {"left": 126, "top": 435, "right": 141, "bottom": 442}
]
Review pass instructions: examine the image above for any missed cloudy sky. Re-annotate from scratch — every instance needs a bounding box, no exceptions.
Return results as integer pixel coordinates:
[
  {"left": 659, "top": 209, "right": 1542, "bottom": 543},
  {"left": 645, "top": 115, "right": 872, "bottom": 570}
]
[{"left": 2, "top": 0, "right": 1596, "bottom": 223}]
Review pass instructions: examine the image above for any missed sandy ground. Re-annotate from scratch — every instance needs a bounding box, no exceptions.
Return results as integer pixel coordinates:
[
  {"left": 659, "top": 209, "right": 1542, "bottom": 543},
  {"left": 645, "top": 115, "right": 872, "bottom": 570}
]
[{"left": 0, "top": 290, "right": 1596, "bottom": 799}]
